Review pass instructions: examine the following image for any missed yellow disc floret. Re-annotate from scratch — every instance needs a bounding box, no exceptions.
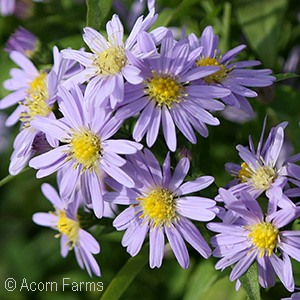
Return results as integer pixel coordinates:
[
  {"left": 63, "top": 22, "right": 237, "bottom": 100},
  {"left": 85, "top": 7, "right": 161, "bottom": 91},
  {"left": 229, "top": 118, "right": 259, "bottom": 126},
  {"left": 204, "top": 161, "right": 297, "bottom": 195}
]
[
  {"left": 20, "top": 72, "right": 51, "bottom": 127},
  {"left": 69, "top": 129, "right": 102, "bottom": 171},
  {"left": 247, "top": 222, "right": 279, "bottom": 257},
  {"left": 94, "top": 46, "right": 127, "bottom": 75},
  {"left": 138, "top": 188, "right": 177, "bottom": 227},
  {"left": 238, "top": 162, "right": 277, "bottom": 190},
  {"left": 196, "top": 57, "right": 229, "bottom": 84},
  {"left": 56, "top": 210, "right": 80, "bottom": 249},
  {"left": 145, "top": 72, "right": 186, "bottom": 108}
]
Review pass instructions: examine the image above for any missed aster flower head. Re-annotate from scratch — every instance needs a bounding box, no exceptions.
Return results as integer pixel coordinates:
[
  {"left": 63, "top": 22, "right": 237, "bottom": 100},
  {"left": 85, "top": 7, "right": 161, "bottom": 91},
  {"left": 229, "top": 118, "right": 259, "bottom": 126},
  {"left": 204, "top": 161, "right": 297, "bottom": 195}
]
[
  {"left": 106, "top": 149, "right": 218, "bottom": 268},
  {"left": 32, "top": 182, "right": 101, "bottom": 277},
  {"left": 62, "top": 9, "right": 158, "bottom": 108},
  {"left": 224, "top": 119, "right": 300, "bottom": 213},
  {"left": 208, "top": 188, "right": 300, "bottom": 292},
  {"left": 116, "top": 30, "right": 230, "bottom": 151},
  {"left": 1, "top": 47, "right": 75, "bottom": 175},
  {"left": 29, "top": 85, "right": 142, "bottom": 218},
  {"left": 189, "top": 26, "right": 276, "bottom": 114},
  {"left": 5, "top": 26, "right": 39, "bottom": 58}
]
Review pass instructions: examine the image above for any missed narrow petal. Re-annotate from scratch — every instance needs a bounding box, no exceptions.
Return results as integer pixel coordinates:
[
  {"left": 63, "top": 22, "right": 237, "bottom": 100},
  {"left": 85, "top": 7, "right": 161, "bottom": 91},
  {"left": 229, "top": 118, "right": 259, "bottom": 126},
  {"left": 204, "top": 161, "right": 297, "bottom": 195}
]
[
  {"left": 149, "top": 227, "right": 165, "bottom": 268},
  {"left": 176, "top": 176, "right": 214, "bottom": 195},
  {"left": 165, "top": 225, "right": 189, "bottom": 268},
  {"left": 169, "top": 158, "right": 190, "bottom": 192},
  {"left": 230, "top": 251, "right": 256, "bottom": 281}
]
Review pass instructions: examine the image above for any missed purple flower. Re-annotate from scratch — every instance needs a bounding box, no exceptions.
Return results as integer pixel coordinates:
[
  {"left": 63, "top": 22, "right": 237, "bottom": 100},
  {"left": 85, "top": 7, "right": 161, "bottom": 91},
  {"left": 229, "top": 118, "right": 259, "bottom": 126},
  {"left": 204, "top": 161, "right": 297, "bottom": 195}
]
[
  {"left": 208, "top": 188, "right": 300, "bottom": 292},
  {"left": 61, "top": 9, "right": 157, "bottom": 108},
  {"left": 4, "top": 26, "right": 39, "bottom": 58},
  {"left": 29, "top": 85, "right": 142, "bottom": 218},
  {"left": 105, "top": 149, "right": 218, "bottom": 268},
  {"left": 2, "top": 47, "right": 72, "bottom": 175},
  {"left": 0, "top": 0, "right": 15, "bottom": 16},
  {"left": 115, "top": 30, "right": 230, "bottom": 151},
  {"left": 32, "top": 182, "right": 101, "bottom": 277},
  {"left": 224, "top": 119, "right": 300, "bottom": 213},
  {"left": 189, "top": 26, "right": 276, "bottom": 114}
]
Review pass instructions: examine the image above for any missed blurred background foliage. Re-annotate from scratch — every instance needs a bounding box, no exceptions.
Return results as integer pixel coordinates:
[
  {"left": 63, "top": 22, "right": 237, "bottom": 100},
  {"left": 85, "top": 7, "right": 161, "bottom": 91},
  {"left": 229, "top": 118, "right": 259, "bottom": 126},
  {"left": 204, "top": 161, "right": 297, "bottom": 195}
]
[{"left": 0, "top": 0, "right": 300, "bottom": 299}]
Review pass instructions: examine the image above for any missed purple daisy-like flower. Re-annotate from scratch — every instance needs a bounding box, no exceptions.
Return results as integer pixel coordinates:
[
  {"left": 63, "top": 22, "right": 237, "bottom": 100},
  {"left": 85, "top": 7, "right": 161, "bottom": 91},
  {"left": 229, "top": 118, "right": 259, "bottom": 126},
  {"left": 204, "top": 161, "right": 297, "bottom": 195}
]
[
  {"left": 4, "top": 26, "right": 39, "bottom": 58},
  {"left": 224, "top": 119, "right": 300, "bottom": 213},
  {"left": 3, "top": 47, "right": 74, "bottom": 175},
  {"left": 105, "top": 149, "right": 218, "bottom": 268},
  {"left": 29, "top": 85, "right": 142, "bottom": 218},
  {"left": 208, "top": 188, "right": 300, "bottom": 292},
  {"left": 115, "top": 30, "right": 230, "bottom": 151},
  {"left": 32, "top": 182, "right": 101, "bottom": 277},
  {"left": 188, "top": 26, "right": 276, "bottom": 114},
  {"left": 61, "top": 9, "right": 157, "bottom": 108}
]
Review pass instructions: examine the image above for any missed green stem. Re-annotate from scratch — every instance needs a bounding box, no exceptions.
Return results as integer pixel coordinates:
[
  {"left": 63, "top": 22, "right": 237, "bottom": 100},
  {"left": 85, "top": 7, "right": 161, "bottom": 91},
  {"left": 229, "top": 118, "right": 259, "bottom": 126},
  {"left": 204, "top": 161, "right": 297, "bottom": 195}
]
[
  {"left": 100, "top": 245, "right": 148, "bottom": 300},
  {"left": 0, "top": 167, "right": 30, "bottom": 188}
]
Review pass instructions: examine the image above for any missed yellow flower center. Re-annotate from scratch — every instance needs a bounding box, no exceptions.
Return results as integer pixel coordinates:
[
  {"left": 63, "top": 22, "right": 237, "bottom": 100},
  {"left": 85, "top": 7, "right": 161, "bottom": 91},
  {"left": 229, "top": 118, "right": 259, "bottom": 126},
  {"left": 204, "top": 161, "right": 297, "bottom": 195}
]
[
  {"left": 20, "top": 72, "right": 51, "bottom": 127},
  {"left": 247, "top": 222, "right": 279, "bottom": 257},
  {"left": 94, "top": 46, "right": 127, "bottom": 75},
  {"left": 137, "top": 188, "right": 177, "bottom": 227},
  {"left": 69, "top": 129, "right": 102, "bottom": 171},
  {"left": 196, "top": 57, "right": 229, "bottom": 84},
  {"left": 56, "top": 210, "right": 80, "bottom": 249},
  {"left": 238, "top": 162, "right": 277, "bottom": 190},
  {"left": 145, "top": 72, "right": 186, "bottom": 108}
]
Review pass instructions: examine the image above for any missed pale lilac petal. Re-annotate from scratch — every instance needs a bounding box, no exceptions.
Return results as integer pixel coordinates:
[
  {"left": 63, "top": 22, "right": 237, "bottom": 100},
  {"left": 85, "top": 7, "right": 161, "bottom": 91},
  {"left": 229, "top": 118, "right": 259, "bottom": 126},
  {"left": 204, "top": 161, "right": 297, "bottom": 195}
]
[
  {"left": 230, "top": 250, "right": 256, "bottom": 281},
  {"left": 78, "top": 229, "right": 100, "bottom": 254},
  {"left": 269, "top": 253, "right": 294, "bottom": 292},
  {"left": 132, "top": 100, "right": 155, "bottom": 142},
  {"left": 29, "top": 145, "right": 68, "bottom": 169},
  {"left": 89, "top": 171, "right": 104, "bottom": 218},
  {"left": 103, "top": 139, "right": 142, "bottom": 154},
  {"left": 31, "top": 116, "right": 69, "bottom": 141},
  {"left": 176, "top": 219, "right": 212, "bottom": 258},
  {"left": 169, "top": 158, "right": 190, "bottom": 191},
  {"left": 149, "top": 226, "right": 165, "bottom": 268},
  {"left": 126, "top": 223, "right": 148, "bottom": 256},
  {"left": 101, "top": 159, "right": 134, "bottom": 188},
  {"left": 257, "top": 256, "right": 276, "bottom": 288},
  {"left": 146, "top": 106, "right": 161, "bottom": 147},
  {"left": 113, "top": 206, "right": 136, "bottom": 230},
  {"left": 0, "top": 88, "right": 26, "bottom": 109},
  {"left": 32, "top": 212, "right": 58, "bottom": 227},
  {"left": 161, "top": 106, "right": 176, "bottom": 151},
  {"left": 41, "top": 183, "right": 64, "bottom": 209},
  {"left": 176, "top": 176, "right": 214, "bottom": 195},
  {"left": 177, "top": 197, "right": 216, "bottom": 221},
  {"left": 122, "top": 64, "right": 142, "bottom": 84},
  {"left": 165, "top": 225, "right": 189, "bottom": 268},
  {"left": 10, "top": 51, "right": 38, "bottom": 75},
  {"left": 83, "top": 27, "right": 109, "bottom": 52}
]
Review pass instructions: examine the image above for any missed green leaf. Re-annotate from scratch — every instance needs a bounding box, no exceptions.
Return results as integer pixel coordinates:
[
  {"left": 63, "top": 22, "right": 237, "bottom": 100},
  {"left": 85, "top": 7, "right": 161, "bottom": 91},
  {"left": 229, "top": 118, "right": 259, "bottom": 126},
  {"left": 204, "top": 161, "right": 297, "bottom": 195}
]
[
  {"left": 274, "top": 72, "right": 300, "bottom": 82},
  {"left": 239, "top": 262, "right": 261, "bottom": 300},
  {"left": 86, "top": 0, "right": 113, "bottom": 31},
  {"left": 235, "top": 0, "right": 288, "bottom": 68},
  {"left": 183, "top": 259, "right": 224, "bottom": 300},
  {"left": 150, "top": 0, "right": 200, "bottom": 29},
  {"left": 100, "top": 246, "right": 148, "bottom": 300}
]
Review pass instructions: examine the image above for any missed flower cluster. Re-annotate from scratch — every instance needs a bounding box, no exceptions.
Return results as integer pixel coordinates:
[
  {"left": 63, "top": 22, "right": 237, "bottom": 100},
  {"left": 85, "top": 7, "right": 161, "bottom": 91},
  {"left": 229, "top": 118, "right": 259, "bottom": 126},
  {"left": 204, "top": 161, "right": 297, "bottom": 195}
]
[
  {"left": 2, "top": 1, "right": 300, "bottom": 298},
  {"left": 209, "top": 121, "right": 300, "bottom": 292}
]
